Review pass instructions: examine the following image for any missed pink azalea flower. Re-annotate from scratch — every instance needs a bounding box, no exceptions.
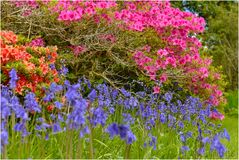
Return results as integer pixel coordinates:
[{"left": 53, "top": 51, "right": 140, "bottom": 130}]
[
  {"left": 209, "top": 111, "right": 225, "bottom": 120},
  {"left": 153, "top": 86, "right": 160, "bottom": 94}
]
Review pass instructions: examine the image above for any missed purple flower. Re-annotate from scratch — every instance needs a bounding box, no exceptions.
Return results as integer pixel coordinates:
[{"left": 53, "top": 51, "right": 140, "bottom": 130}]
[
  {"left": 65, "top": 83, "right": 81, "bottom": 103},
  {"left": 54, "top": 101, "right": 63, "bottom": 109},
  {"left": 202, "top": 137, "right": 210, "bottom": 144},
  {"left": 1, "top": 97, "right": 10, "bottom": 119},
  {"left": 181, "top": 146, "right": 190, "bottom": 153},
  {"left": 58, "top": 114, "right": 64, "bottom": 122},
  {"left": 9, "top": 68, "right": 18, "bottom": 89},
  {"left": 221, "top": 128, "right": 230, "bottom": 141},
  {"left": 49, "top": 64, "right": 56, "bottom": 70},
  {"left": 43, "top": 92, "right": 55, "bottom": 102},
  {"left": 129, "top": 96, "right": 138, "bottom": 107},
  {"left": 1, "top": 129, "right": 8, "bottom": 145},
  {"left": 120, "top": 88, "right": 131, "bottom": 97},
  {"left": 118, "top": 124, "right": 129, "bottom": 139},
  {"left": 88, "top": 89, "right": 97, "bottom": 102},
  {"left": 52, "top": 123, "right": 61, "bottom": 133},
  {"left": 210, "top": 135, "right": 226, "bottom": 158},
  {"left": 164, "top": 92, "right": 173, "bottom": 102},
  {"left": 59, "top": 67, "right": 68, "bottom": 76},
  {"left": 91, "top": 107, "right": 108, "bottom": 126},
  {"left": 159, "top": 113, "right": 166, "bottom": 123},
  {"left": 197, "top": 147, "right": 205, "bottom": 155},
  {"left": 111, "top": 89, "right": 118, "bottom": 99},
  {"left": 123, "top": 113, "right": 135, "bottom": 124},
  {"left": 126, "top": 131, "right": 136, "bottom": 144},
  {"left": 180, "top": 133, "right": 186, "bottom": 142},
  {"left": 24, "top": 92, "right": 41, "bottom": 113},
  {"left": 186, "top": 131, "right": 192, "bottom": 138},
  {"left": 80, "top": 126, "right": 90, "bottom": 138},
  {"left": 49, "top": 83, "right": 63, "bottom": 93},
  {"left": 106, "top": 123, "right": 119, "bottom": 139},
  {"left": 178, "top": 121, "right": 184, "bottom": 128},
  {"left": 149, "top": 134, "right": 157, "bottom": 150}
]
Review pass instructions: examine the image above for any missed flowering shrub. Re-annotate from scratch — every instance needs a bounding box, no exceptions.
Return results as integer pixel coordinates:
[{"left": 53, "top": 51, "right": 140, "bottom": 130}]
[
  {"left": 1, "top": 1, "right": 227, "bottom": 107},
  {"left": 1, "top": 70, "right": 229, "bottom": 158},
  {"left": 0, "top": 31, "right": 59, "bottom": 94}
]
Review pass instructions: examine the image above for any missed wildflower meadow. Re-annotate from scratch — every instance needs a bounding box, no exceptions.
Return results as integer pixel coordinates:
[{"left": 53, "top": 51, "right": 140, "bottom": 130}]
[{"left": 0, "top": 1, "right": 238, "bottom": 159}]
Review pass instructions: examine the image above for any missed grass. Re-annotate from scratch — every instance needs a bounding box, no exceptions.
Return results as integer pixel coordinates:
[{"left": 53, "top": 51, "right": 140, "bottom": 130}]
[
  {"left": 4, "top": 90, "right": 238, "bottom": 159},
  {"left": 221, "top": 115, "right": 238, "bottom": 159},
  {"left": 4, "top": 114, "right": 238, "bottom": 159}
]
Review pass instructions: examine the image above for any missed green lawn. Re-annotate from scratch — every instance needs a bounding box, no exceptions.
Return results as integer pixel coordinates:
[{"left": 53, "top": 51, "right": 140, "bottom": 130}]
[{"left": 222, "top": 115, "right": 238, "bottom": 159}]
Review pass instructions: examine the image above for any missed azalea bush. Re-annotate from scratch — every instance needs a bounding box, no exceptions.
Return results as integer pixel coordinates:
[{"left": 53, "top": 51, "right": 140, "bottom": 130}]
[
  {"left": 1, "top": 1, "right": 227, "bottom": 107},
  {"left": 0, "top": 30, "right": 59, "bottom": 95},
  {"left": 1, "top": 70, "right": 229, "bottom": 159}
]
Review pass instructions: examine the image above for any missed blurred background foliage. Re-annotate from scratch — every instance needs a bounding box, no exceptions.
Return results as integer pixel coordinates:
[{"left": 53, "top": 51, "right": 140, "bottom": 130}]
[{"left": 172, "top": 0, "right": 238, "bottom": 91}]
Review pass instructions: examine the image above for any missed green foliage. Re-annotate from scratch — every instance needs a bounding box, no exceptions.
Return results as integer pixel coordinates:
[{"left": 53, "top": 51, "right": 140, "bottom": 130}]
[
  {"left": 5, "top": 115, "right": 238, "bottom": 159},
  {"left": 223, "top": 90, "right": 238, "bottom": 114}
]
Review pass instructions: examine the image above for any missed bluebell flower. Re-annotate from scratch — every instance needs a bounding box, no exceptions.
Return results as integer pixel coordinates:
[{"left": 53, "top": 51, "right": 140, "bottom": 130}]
[
  {"left": 9, "top": 68, "right": 18, "bottom": 89},
  {"left": 123, "top": 113, "right": 135, "bottom": 124},
  {"left": 111, "top": 89, "right": 119, "bottom": 100},
  {"left": 136, "top": 91, "right": 146, "bottom": 98},
  {"left": 1, "top": 129, "right": 8, "bottom": 146},
  {"left": 181, "top": 146, "right": 190, "bottom": 153},
  {"left": 210, "top": 135, "right": 226, "bottom": 157},
  {"left": 202, "top": 137, "right": 210, "bottom": 144},
  {"left": 35, "top": 125, "right": 42, "bottom": 131},
  {"left": 41, "top": 123, "right": 51, "bottom": 131},
  {"left": 197, "top": 147, "right": 205, "bottom": 156},
  {"left": 221, "top": 128, "right": 230, "bottom": 141},
  {"left": 104, "top": 99, "right": 111, "bottom": 107},
  {"left": 164, "top": 92, "right": 173, "bottom": 102},
  {"left": 186, "top": 131, "right": 192, "bottom": 138},
  {"left": 158, "top": 102, "right": 167, "bottom": 112},
  {"left": 45, "top": 133, "right": 49, "bottom": 140},
  {"left": 65, "top": 83, "right": 81, "bottom": 104},
  {"left": 109, "top": 107, "right": 115, "bottom": 114},
  {"left": 180, "top": 133, "right": 186, "bottom": 142},
  {"left": 43, "top": 92, "right": 55, "bottom": 102},
  {"left": 59, "top": 66, "right": 68, "bottom": 76},
  {"left": 58, "top": 114, "right": 64, "bottom": 122},
  {"left": 91, "top": 107, "right": 108, "bottom": 126},
  {"left": 72, "top": 112, "right": 86, "bottom": 126},
  {"left": 178, "top": 121, "right": 184, "bottom": 128},
  {"left": 159, "top": 113, "right": 166, "bottom": 123},
  {"left": 52, "top": 122, "right": 61, "bottom": 133},
  {"left": 120, "top": 88, "right": 131, "bottom": 97},
  {"left": 1, "top": 86, "right": 12, "bottom": 99},
  {"left": 129, "top": 96, "right": 138, "bottom": 108},
  {"left": 14, "top": 123, "right": 24, "bottom": 131},
  {"left": 88, "top": 89, "right": 97, "bottom": 102},
  {"left": 170, "top": 104, "right": 178, "bottom": 113},
  {"left": 24, "top": 92, "right": 41, "bottom": 113},
  {"left": 126, "top": 131, "right": 136, "bottom": 144},
  {"left": 118, "top": 124, "right": 129, "bottom": 139},
  {"left": 80, "top": 126, "right": 90, "bottom": 138},
  {"left": 106, "top": 123, "right": 119, "bottom": 139},
  {"left": 54, "top": 101, "right": 63, "bottom": 109},
  {"left": 149, "top": 134, "right": 157, "bottom": 150},
  {"left": 168, "top": 114, "right": 176, "bottom": 127},
  {"left": 49, "top": 82, "right": 63, "bottom": 93},
  {"left": 49, "top": 64, "right": 56, "bottom": 70},
  {"left": 1, "top": 97, "right": 11, "bottom": 119}
]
